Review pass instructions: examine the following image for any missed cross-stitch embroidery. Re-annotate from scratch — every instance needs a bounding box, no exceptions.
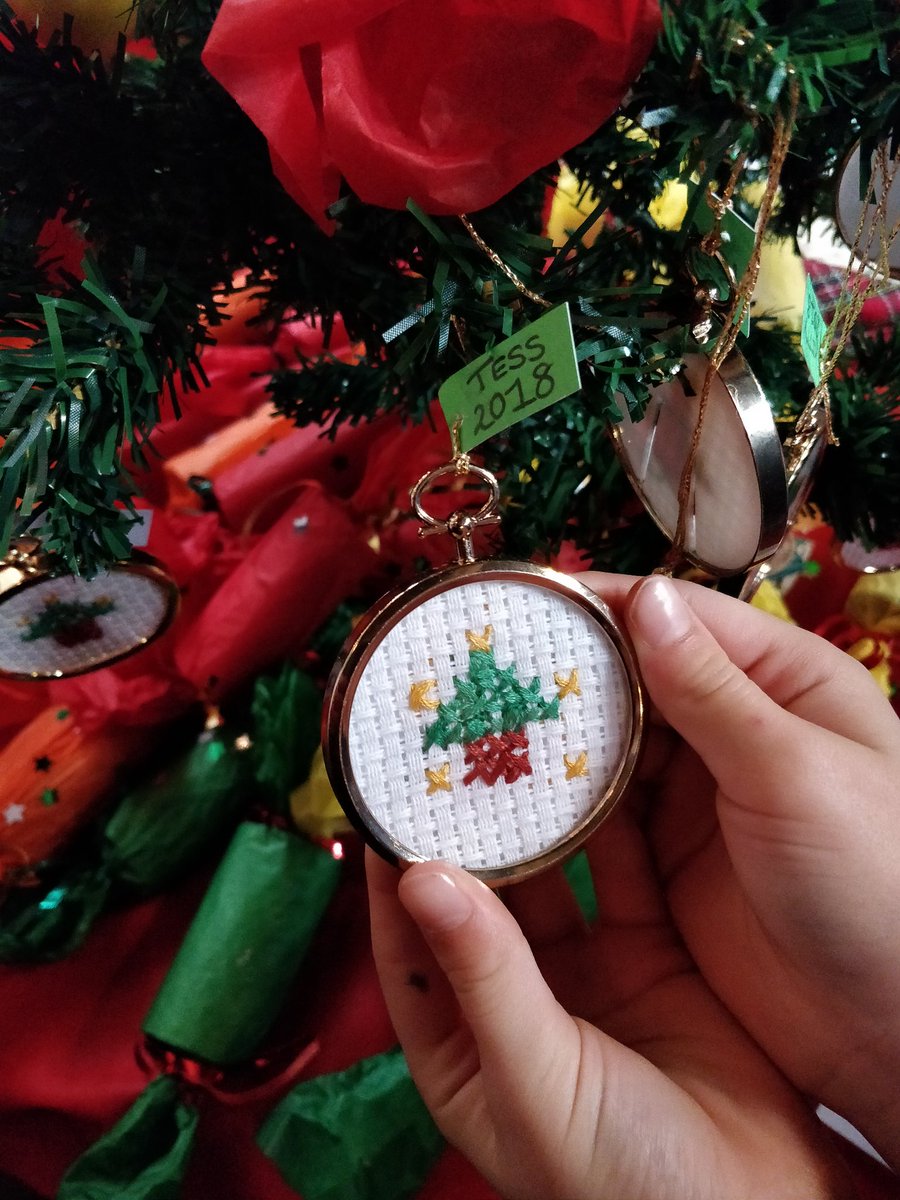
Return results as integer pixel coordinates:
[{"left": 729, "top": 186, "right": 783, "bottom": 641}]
[
  {"left": 19, "top": 594, "right": 115, "bottom": 647},
  {"left": 417, "top": 626, "right": 563, "bottom": 788},
  {"left": 424, "top": 763, "right": 452, "bottom": 794}
]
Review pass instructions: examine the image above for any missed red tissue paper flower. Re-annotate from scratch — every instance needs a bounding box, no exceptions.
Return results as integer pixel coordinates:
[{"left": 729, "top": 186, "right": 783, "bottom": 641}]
[{"left": 202, "top": 0, "right": 660, "bottom": 230}]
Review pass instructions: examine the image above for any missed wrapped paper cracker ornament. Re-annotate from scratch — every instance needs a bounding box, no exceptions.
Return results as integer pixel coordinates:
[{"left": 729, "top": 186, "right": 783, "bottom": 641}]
[
  {"left": 58, "top": 666, "right": 341, "bottom": 1198},
  {"left": 175, "top": 484, "right": 378, "bottom": 697},
  {"left": 0, "top": 719, "right": 251, "bottom": 962},
  {"left": 141, "top": 819, "right": 340, "bottom": 1066},
  {"left": 258, "top": 1046, "right": 443, "bottom": 1200},
  {"left": 161, "top": 402, "right": 295, "bottom": 511},
  {"left": 0, "top": 705, "right": 149, "bottom": 887},
  {"left": 0, "top": 715, "right": 252, "bottom": 960}
]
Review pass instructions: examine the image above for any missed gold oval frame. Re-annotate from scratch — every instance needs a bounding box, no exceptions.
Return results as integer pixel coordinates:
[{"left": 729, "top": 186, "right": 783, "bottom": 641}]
[
  {"left": 0, "top": 549, "right": 180, "bottom": 680},
  {"left": 322, "top": 561, "right": 644, "bottom": 886}
]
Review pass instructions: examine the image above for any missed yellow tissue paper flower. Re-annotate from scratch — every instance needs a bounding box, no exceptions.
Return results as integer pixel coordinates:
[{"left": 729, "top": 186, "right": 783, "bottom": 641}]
[
  {"left": 546, "top": 164, "right": 602, "bottom": 249},
  {"left": 290, "top": 746, "right": 352, "bottom": 841},
  {"left": 845, "top": 571, "right": 900, "bottom": 636},
  {"left": 648, "top": 179, "right": 689, "bottom": 231},
  {"left": 750, "top": 579, "right": 795, "bottom": 623},
  {"left": 844, "top": 637, "right": 893, "bottom": 696},
  {"left": 549, "top": 157, "right": 806, "bottom": 332}
]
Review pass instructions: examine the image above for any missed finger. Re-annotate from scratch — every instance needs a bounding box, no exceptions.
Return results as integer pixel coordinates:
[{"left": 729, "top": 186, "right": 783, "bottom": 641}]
[
  {"left": 586, "top": 809, "right": 671, "bottom": 929},
  {"left": 397, "top": 861, "right": 579, "bottom": 1102},
  {"left": 622, "top": 575, "right": 842, "bottom": 808},
  {"left": 366, "top": 850, "right": 469, "bottom": 1069},
  {"left": 501, "top": 864, "right": 586, "bottom": 947},
  {"left": 635, "top": 722, "right": 679, "bottom": 784},
  {"left": 628, "top": 573, "right": 900, "bottom": 787},
  {"left": 578, "top": 571, "right": 898, "bottom": 750}
]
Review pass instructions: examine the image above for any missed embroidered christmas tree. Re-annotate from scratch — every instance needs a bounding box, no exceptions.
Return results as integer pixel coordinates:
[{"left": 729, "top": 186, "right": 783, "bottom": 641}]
[
  {"left": 421, "top": 627, "right": 559, "bottom": 787},
  {"left": 20, "top": 595, "right": 115, "bottom": 647}
]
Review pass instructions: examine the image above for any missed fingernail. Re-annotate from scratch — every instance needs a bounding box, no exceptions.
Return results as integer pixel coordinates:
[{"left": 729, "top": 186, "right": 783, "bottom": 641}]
[
  {"left": 629, "top": 576, "right": 693, "bottom": 647},
  {"left": 400, "top": 870, "right": 473, "bottom": 934}
]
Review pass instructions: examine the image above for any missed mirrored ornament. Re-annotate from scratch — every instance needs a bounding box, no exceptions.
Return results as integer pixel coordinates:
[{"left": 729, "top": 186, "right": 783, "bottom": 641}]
[
  {"left": 835, "top": 141, "right": 900, "bottom": 277},
  {"left": 612, "top": 349, "right": 788, "bottom": 577}
]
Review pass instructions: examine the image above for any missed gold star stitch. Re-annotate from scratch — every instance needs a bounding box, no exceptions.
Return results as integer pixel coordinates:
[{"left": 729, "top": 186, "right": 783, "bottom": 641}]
[
  {"left": 425, "top": 763, "right": 452, "bottom": 795},
  {"left": 465, "top": 625, "right": 493, "bottom": 652},
  {"left": 554, "top": 669, "right": 581, "bottom": 700},
  {"left": 563, "top": 751, "right": 588, "bottom": 780},
  {"left": 409, "top": 679, "right": 440, "bottom": 712}
]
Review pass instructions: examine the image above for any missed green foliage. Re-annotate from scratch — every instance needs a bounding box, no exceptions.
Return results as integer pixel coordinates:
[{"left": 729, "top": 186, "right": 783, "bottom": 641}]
[
  {"left": 817, "top": 326, "right": 900, "bottom": 547},
  {"left": 1, "top": 0, "right": 899, "bottom": 573}
]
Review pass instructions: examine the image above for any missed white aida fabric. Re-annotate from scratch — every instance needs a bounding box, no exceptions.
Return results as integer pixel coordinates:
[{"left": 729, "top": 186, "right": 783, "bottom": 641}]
[
  {"left": 0, "top": 571, "right": 171, "bottom": 676},
  {"left": 347, "top": 577, "right": 633, "bottom": 870}
]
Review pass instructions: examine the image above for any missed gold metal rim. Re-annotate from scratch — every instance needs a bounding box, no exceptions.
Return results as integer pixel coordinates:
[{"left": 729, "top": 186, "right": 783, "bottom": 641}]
[
  {"left": 322, "top": 561, "right": 644, "bottom": 886},
  {"left": 0, "top": 551, "right": 181, "bottom": 680}
]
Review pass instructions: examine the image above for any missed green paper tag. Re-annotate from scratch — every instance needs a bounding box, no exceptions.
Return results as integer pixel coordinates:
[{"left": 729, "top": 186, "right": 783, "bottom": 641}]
[
  {"left": 801, "top": 275, "right": 828, "bottom": 383},
  {"left": 687, "top": 182, "right": 757, "bottom": 281},
  {"left": 439, "top": 305, "right": 580, "bottom": 452}
]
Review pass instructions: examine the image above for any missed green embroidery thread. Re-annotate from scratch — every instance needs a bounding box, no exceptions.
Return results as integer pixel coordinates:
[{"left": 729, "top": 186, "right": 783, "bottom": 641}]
[
  {"left": 423, "top": 647, "right": 559, "bottom": 752},
  {"left": 20, "top": 595, "right": 115, "bottom": 646}
]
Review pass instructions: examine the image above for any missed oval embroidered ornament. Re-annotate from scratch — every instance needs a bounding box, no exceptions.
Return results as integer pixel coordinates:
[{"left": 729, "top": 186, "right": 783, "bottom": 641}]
[
  {"left": 324, "top": 562, "right": 643, "bottom": 884},
  {"left": 0, "top": 541, "right": 179, "bottom": 679}
]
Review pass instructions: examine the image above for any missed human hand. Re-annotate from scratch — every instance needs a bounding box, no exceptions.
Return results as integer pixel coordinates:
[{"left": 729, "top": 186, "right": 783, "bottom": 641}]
[
  {"left": 366, "top": 578, "right": 879, "bottom": 1199},
  {"left": 367, "top": 574, "right": 900, "bottom": 1197},
  {"left": 568, "top": 572, "right": 900, "bottom": 1173},
  {"left": 367, "top": 844, "right": 850, "bottom": 1200}
]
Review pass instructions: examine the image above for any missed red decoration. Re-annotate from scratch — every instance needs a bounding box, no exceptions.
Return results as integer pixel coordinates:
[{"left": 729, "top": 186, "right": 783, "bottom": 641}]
[
  {"left": 202, "top": 0, "right": 661, "bottom": 229},
  {"left": 174, "top": 484, "right": 379, "bottom": 697},
  {"left": 463, "top": 729, "right": 532, "bottom": 786}
]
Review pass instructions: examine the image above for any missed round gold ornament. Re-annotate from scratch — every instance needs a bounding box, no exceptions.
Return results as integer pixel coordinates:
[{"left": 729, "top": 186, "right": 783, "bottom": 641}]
[
  {"left": 835, "top": 141, "right": 900, "bottom": 278},
  {"left": 738, "top": 406, "right": 827, "bottom": 600},
  {"left": 323, "top": 458, "right": 643, "bottom": 885}
]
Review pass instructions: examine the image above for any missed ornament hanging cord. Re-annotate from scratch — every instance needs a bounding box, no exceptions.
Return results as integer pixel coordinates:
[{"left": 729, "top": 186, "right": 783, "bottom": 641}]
[
  {"left": 670, "top": 78, "right": 800, "bottom": 563},
  {"left": 458, "top": 215, "right": 552, "bottom": 310},
  {"left": 789, "top": 140, "right": 900, "bottom": 462},
  {"left": 698, "top": 139, "right": 754, "bottom": 261}
]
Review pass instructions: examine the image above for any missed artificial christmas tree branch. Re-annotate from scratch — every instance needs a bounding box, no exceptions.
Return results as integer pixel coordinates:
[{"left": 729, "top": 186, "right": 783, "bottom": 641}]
[{"left": 1, "top": 0, "right": 898, "bottom": 574}]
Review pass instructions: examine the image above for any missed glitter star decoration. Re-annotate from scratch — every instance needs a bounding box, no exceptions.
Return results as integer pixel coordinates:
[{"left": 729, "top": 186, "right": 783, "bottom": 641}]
[{"left": 3, "top": 803, "right": 26, "bottom": 825}]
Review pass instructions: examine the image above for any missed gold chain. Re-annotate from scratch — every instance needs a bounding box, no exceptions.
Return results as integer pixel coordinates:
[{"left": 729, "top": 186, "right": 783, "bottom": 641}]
[
  {"left": 673, "top": 79, "right": 799, "bottom": 557},
  {"left": 458, "top": 214, "right": 552, "bottom": 309}
]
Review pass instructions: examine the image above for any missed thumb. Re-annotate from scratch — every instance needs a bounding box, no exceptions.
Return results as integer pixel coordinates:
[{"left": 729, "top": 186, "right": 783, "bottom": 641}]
[
  {"left": 625, "top": 575, "right": 804, "bottom": 803},
  {"left": 398, "top": 862, "right": 578, "bottom": 1095}
]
